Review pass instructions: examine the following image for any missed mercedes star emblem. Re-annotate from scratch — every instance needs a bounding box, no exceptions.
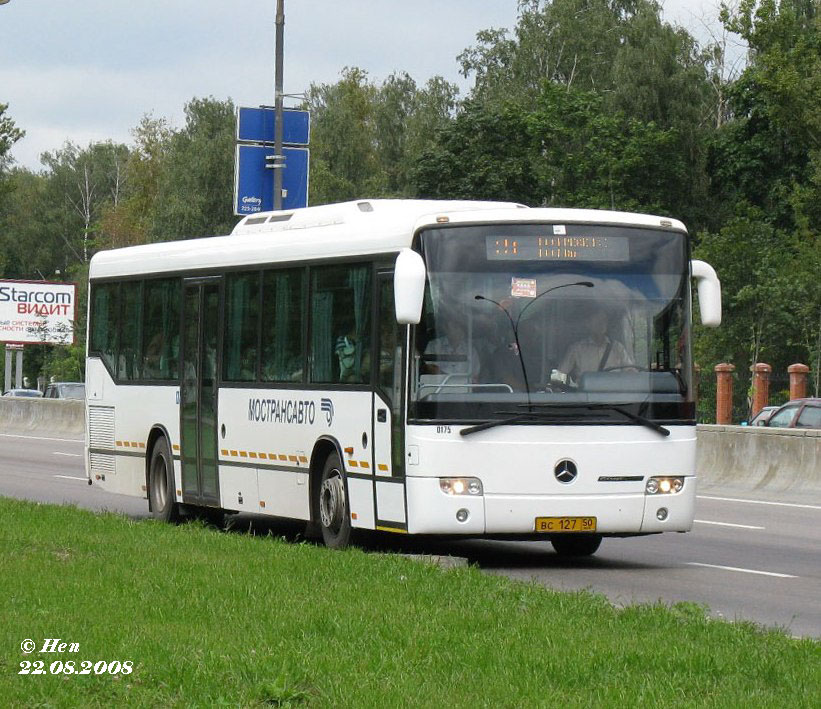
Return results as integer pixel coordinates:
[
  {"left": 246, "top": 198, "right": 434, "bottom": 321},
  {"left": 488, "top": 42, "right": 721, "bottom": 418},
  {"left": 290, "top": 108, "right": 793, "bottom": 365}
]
[{"left": 554, "top": 459, "right": 578, "bottom": 484}]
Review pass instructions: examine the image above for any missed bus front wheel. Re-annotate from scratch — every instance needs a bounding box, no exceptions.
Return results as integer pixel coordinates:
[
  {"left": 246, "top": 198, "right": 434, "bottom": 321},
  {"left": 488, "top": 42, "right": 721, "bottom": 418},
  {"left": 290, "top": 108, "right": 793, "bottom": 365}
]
[
  {"left": 550, "top": 534, "right": 602, "bottom": 557},
  {"left": 149, "top": 438, "right": 180, "bottom": 523},
  {"left": 318, "top": 453, "right": 352, "bottom": 549}
]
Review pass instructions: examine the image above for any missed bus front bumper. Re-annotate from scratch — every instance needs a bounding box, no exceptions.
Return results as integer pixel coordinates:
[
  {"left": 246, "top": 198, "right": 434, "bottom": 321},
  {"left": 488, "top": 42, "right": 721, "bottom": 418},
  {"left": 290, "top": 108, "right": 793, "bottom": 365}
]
[{"left": 405, "top": 476, "right": 696, "bottom": 536}]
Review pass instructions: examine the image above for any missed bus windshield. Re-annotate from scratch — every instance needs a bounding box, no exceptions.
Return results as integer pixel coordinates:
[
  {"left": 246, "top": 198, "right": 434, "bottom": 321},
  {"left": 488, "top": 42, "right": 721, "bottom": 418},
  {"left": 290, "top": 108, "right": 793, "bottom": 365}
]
[{"left": 410, "top": 223, "right": 694, "bottom": 424}]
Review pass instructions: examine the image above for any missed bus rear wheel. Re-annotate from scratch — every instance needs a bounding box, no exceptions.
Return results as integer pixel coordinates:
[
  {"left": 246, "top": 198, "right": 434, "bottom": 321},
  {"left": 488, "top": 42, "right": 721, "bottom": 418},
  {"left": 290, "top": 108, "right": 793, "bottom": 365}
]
[
  {"left": 550, "top": 534, "right": 602, "bottom": 557},
  {"left": 318, "top": 452, "right": 352, "bottom": 549},
  {"left": 149, "top": 438, "right": 180, "bottom": 523}
]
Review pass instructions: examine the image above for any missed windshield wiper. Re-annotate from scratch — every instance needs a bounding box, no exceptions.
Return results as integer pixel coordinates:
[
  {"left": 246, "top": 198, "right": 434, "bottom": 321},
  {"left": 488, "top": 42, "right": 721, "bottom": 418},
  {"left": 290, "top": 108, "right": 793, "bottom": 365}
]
[
  {"left": 522, "top": 402, "right": 670, "bottom": 437},
  {"left": 587, "top": 404, "right": 670, "bottom": 437},
  {"left": 460, "top": 403, "right": 671, "bottom": 438},
  {"left": 459, "top": 411, "right": 585, "bottom": 437}
]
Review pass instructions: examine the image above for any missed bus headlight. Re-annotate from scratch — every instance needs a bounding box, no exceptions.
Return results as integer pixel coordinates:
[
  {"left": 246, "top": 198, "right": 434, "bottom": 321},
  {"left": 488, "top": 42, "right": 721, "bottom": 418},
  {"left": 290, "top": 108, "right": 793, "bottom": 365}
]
[
  {"left": 645, "top": 477, "right": 684, "bottom": 495},
  {"left": 439, "top": 478, "right": 483, "bottom": 496}
]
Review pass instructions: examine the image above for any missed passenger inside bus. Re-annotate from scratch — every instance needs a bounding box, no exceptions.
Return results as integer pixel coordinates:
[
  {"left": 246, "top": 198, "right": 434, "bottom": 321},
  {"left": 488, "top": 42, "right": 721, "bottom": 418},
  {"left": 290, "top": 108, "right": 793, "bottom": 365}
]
[
  {"left": 423, "top": 311, "right": 478, "bottom": 376},
  {"left": 335, "top": 329, "right": 370, "bottom": 383}
]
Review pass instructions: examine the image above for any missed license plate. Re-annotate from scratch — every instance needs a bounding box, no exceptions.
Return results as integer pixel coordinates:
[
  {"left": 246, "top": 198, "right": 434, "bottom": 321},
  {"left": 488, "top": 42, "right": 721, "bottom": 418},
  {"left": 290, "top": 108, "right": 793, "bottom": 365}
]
[{"left": 535, "top": 516, "right": 597, "bottom": 533}]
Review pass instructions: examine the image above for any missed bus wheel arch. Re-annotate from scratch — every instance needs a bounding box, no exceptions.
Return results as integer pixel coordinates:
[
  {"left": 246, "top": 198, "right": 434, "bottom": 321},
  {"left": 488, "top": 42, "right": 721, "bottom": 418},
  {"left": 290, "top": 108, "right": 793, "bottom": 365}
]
[
  {"left": 146, "top": 427, "right": 179, "bottom": 523},
  {"left": 309, "top": 437, "right": 352, "bottom": 549},
  {"left": 145, "top": 426, "right": 171, "bottom": 508}
]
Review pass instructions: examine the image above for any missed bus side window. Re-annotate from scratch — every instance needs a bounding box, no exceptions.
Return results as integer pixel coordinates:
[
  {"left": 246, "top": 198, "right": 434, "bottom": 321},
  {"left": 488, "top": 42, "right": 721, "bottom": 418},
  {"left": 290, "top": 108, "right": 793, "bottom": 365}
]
[
  {"left": 310, "top": 264, "right": 371, "bottom": 384},
  {"left": 377, "top": 277, "right": 399, "bottom": 400},
  {"left": 143, "top": 278, "right": 180, "bottom": 380},
  {"left": 261, "top": 268, "right": 306, "bottom": 382},
  {"left": 119, "top": 281, "right": 143, "bottom": 381},
  {"left": 90, "top": 282, "right": 120, "bottom": 377},
  {"left": 224, "top": 271, "right": 260, "bottom": 382}
]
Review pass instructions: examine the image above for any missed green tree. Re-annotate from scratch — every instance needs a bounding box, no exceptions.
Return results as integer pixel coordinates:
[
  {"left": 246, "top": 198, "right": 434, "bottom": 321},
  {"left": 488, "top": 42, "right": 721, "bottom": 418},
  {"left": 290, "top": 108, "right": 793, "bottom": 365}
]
[
  {"left": 0, "top": 102, "right": 25, "bottom": 254},
  {"left": 305, "top": 68, "right": 459, "bottom": 204},
  {"left": 0, "top": 168, "right": 58, "bottom": 278},
  {"left": 414, "top": 83, "right": 689, "bottom": 215},
  {"left": 0, "top": 102, "right": 24, "bottom": 173},
  {"left": 712, "top": 0, "right": 821, "bottom": 231},
  {"left": 40, "top": 140, "right": 130, "bottom": 263},
  {"left": 305, "top": 67, "right": 381, "bottom": 203},
  {"left": 413, "top": 99, "right": 539, "bottom": 203},
  {"left": 695, "top": 0, "right": 821, "bottom": 414},
  {"left": 457, "top": 0, "right": 714, "bottom": 228},
  {"left": 97, "top": 115, "right": 173, "bottom": 249},
  {"left": 150, "top": 97, "right": 237, "bottom": 240}
]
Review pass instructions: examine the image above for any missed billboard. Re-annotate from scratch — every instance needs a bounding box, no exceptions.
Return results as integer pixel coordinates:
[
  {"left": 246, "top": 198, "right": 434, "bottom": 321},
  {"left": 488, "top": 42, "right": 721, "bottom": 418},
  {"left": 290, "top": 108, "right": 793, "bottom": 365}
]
[{"left": 0, "top": 280, "right": 77, "bottom": 345}]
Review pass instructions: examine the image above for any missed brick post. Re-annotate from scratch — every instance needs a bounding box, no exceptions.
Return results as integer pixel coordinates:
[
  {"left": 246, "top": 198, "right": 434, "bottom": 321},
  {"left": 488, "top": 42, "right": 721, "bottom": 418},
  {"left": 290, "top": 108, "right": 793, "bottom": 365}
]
[
  {"left": 787, "top": 363, "right": 810, "bottom": 400},
  {"left": 714, "top": 363, "right": 735, "bottom": 425},
  {"left": 750, "top": 362, "right": 772, "bottom": 418}
]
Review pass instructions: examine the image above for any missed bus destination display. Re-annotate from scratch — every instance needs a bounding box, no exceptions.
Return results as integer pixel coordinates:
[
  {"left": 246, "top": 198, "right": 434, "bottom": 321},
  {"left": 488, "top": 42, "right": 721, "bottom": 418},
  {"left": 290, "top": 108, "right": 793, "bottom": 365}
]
[{"left": 486, "top": 234, "right": 629, "bottom": 262}]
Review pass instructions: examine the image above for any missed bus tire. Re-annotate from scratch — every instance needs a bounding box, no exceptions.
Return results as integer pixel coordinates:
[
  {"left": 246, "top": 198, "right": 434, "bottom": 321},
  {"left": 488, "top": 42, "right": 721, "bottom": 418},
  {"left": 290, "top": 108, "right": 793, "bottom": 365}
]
[
  {"left": 318, "top": 452, "right": 352, "bottom": 549},
  {"left": 550, "top": 534, "right": 602, "bottom": 557},
  {"left": 148, "top": 438, "right": 180, "bottom": 523}
]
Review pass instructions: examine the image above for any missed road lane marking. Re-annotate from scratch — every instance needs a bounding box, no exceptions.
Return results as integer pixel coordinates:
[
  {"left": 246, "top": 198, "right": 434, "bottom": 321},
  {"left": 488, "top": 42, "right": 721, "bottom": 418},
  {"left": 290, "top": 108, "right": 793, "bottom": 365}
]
[
  {"left": 687, "top": 562, "right": 798, "bottom": 579},
  {"left": 54, "top": 452, "right": 83, "bottom": 458},
  {"left": 53, "top": 475, "right": 88, "bottom": 482},
  {"left": 694, "top": 519, "right": 765, "bottom": 530},
  {"left": 0, "top": 433, "right": 84, "bottom": 444},
  {"left": 698, "top": 495, "right": 821, "bottom": 511}
]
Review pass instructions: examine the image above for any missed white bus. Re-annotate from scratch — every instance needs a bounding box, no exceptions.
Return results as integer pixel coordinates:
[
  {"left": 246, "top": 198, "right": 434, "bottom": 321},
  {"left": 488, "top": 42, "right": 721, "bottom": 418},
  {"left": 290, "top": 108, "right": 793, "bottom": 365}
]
[{"left": 85, "top": 199, "right": 721, "bottom": 555}]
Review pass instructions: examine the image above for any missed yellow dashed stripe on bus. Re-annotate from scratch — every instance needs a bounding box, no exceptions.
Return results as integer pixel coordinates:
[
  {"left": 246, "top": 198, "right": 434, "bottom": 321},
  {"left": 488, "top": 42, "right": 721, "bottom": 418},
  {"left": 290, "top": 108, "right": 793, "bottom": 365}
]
[
  {"left": 217, "top": 449, "right": 307, "bottom": 466},
  {"left": 116, "top": 441, "right": 148, "bottom": 449}
]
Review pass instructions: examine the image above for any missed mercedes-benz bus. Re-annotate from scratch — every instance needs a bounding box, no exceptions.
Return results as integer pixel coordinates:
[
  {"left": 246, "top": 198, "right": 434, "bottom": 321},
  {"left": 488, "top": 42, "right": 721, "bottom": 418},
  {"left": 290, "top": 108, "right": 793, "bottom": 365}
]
[{"left": 85, "top": 199, "right": 720, "bottom": 555}]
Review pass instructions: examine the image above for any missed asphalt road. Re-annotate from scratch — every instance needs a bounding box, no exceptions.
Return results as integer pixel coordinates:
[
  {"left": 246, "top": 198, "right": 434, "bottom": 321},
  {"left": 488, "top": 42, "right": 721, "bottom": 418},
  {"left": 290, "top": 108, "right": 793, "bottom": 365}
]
[{"left": 1, "top": 431, "right": 819, "bottom": 638}]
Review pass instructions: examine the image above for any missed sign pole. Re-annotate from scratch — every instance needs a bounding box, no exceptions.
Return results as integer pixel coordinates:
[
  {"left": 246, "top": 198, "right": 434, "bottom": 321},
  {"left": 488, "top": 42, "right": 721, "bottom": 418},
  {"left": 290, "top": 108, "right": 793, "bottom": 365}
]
[
  {"left": 273, "top": 0, "right": 285, "bottom": 211},
  {"left": 3, "top": 347, "right": 11, "bottom": 392},
  {"left": 15, "top": 348, "right": 22, "bottom": 389}
]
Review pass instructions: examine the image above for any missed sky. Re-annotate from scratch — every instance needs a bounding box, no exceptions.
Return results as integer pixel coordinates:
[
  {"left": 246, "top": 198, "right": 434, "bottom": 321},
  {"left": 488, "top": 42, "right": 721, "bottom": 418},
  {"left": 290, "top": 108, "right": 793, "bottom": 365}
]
[{"left": 1, "top": 0, "right": 733, "bottom": 171}]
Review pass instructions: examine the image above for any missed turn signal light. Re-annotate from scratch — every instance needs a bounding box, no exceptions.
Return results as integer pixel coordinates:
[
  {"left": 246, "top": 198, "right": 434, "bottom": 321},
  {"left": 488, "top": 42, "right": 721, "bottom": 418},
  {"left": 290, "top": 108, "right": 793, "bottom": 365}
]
[
  {"left": 439, "top": 477, "right": 483, "bottom": 496},
  {"left": 645, "top": 477, "right": 684, "bottom": 495}
]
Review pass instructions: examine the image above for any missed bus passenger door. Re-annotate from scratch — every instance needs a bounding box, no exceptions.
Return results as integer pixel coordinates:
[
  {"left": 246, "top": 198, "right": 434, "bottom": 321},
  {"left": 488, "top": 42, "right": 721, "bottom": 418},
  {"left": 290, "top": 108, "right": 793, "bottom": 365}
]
[
  {"left": 372, "top": 273, "right": 406, "bottom": 529},
  {"left": 180, "top": 279, "right": 221, "bottom": 507}
]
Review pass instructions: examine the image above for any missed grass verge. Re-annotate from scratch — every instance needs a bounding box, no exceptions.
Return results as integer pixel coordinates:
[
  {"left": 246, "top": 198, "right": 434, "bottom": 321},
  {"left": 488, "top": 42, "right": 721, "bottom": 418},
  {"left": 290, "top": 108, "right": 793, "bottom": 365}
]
[{"left": 0, "top": 498, "right": 818, "bottom": 707}]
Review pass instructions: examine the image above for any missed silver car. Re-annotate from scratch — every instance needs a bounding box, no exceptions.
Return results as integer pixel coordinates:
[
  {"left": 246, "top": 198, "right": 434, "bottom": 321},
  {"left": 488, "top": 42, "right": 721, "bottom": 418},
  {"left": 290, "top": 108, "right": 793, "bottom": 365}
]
[{"left": 2, "top": 388, "right": 44, "bottom": 398}]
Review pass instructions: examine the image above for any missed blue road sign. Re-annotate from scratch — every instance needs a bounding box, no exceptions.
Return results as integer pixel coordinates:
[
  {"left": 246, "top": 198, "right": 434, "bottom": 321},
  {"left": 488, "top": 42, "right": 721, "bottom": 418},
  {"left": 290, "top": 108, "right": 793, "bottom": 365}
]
[
  {"left": 237, "top": 107, "right": 310, "bottom": 146},
  {"left": 234, "top": 144, "right": 309, "bottom": 215}
]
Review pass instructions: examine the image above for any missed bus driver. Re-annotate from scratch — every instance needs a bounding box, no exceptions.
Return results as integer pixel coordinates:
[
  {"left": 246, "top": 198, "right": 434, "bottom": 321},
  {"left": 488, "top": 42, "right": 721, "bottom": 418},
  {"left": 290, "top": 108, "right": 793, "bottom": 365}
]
[{"left": 552, "top": 309, "right": 633, "bottom": 386}]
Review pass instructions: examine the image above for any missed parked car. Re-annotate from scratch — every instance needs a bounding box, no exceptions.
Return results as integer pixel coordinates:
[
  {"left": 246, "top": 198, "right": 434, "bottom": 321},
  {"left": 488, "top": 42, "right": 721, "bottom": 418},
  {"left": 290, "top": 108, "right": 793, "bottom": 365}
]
[
  {"left": 746, "top": 405, "right": 779, "bottom": 426},
  {"left": 765, "top": 398, "right": 821, "bottom": 429},
  {"left": 44, "top": 382, "right": 86, "bottom": 400},
  {"left": 2, "top": 388, "right": 43, "bottom": 398}
]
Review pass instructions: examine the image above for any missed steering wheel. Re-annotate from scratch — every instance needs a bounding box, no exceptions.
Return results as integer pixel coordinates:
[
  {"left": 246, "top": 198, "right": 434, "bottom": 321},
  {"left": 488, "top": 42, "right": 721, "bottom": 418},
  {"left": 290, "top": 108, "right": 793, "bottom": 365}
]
[
  {"left": 544, "top": 381, "right": 573, "bottom": 393},
  {"left": 601, "top": 365, "right": 647, "bottom": 372}
]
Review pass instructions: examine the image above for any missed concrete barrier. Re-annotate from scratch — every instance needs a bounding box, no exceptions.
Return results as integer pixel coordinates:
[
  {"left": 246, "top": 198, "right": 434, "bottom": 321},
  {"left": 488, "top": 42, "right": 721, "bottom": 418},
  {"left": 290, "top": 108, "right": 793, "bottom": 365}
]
[
  {"left": 697, "top": 424, "right": 820, "bottom": 497},
  {"left": 1, "top": 401, "right": 817, "bottom": 496},
  {"left": 0, "top": 397, "right": 85, "bottom": 436}
]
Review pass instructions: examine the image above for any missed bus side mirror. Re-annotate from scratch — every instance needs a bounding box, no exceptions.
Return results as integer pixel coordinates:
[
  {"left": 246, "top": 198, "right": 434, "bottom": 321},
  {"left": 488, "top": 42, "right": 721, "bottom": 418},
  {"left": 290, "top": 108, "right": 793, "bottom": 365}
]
[
  {"left": 691, "top": 259, "right": 721, "bottom": 327},
  {"left": 394, "top": 249, "right": 426, "bottom": 325}
]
